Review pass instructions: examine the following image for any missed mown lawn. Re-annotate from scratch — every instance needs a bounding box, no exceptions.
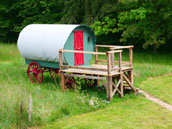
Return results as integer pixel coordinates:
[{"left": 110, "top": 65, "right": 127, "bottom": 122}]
[
  {"left": 43, "top": 74, "right": 172, "bottom": 129},
  {"left": 140, "top": 74, "right": 172, "bottom": 105},
  {"left": 0, "top": 43, "right": 172, "bottom": 129},
  {"left": 43, "top": 95, "right": 172, "bottom": 129}
]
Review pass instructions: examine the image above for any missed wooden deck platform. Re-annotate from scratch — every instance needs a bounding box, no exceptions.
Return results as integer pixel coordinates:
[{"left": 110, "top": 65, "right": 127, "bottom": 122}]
[
  {"left": 62, "top": 65, "right": 132, "bottom": 76},
  {"left": 59, "top": 45, "right": 136, "bottom": 101}
]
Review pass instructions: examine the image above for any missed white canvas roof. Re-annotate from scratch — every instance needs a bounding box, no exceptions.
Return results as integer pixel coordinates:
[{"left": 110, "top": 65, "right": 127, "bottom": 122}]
[{"left": 17, "top": 24, "right": 80, "bottom": 62}]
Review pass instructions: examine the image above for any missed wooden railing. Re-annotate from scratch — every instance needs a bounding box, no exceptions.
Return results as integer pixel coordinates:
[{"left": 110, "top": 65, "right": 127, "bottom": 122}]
[
  {"left": 95, "top": 45, "right": 133, "bottom": 68},
  {"left": 59, "top": 49, "right": 123, "bottom": 75}
]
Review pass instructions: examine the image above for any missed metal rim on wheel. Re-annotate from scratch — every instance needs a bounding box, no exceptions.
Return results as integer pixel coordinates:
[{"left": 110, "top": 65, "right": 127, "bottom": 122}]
[
  {"left": 27, "top": 62, "right": 43, "bottom": 83},
  {"left": 50, "top": 69, "right": 59, "bottom": 79}
]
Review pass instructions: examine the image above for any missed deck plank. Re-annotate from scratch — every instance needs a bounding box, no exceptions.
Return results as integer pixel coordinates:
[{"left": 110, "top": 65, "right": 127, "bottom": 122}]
[
  {"left": 91, "top": 64, "right": 132, "bottom": 71},
  {"left": 62, "top": 68, "right": 120, "bottom": 76}
]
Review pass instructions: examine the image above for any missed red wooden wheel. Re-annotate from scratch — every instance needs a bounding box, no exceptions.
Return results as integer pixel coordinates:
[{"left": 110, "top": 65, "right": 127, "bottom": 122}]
[
  {"left": 50, "top": 69, "right": 59, "bottom": 79},
  {"left": 84, "top": 79, "right": 96, "bottom": 87},
  {"left": 27, "top": 62, "right": 43, "bottom": 83}
]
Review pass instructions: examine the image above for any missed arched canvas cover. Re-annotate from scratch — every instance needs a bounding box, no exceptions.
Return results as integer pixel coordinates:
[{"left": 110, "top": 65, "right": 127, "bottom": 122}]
[{"left": 17, "top": 24, "right": 95, "bottom": 64}]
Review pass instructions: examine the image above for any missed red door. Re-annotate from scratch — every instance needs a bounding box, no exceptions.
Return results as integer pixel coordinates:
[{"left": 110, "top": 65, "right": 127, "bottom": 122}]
[{"left": 74, "top": 31, "right": 84, "bottom": 65}]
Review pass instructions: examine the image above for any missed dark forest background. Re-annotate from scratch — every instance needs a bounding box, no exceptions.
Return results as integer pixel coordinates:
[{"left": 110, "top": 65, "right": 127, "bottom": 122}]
[{"left": 0, "top": 0, "right": 172, "bottom": 52}]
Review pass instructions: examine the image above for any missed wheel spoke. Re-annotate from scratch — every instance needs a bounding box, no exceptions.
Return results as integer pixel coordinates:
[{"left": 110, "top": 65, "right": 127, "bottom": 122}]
[
  {"left": 32, "top": 64, "right": 35, "bottom": 69},
  {"left": 50, "top": 69, "right": 59, "bottom": 79},
  {"left": 37, "top": 77, "right": 40, "bottom": 83},
  {"left": 37, "top": 73, "right": 42, "bottom": 78}
]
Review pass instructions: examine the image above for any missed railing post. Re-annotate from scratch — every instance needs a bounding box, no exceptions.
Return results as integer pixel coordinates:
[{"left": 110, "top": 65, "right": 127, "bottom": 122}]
[
  {"left": 107, "top": 52, "right": 111, "bottom": 75},
  {"left": 59, "top": 50, "right": 62, "bottom": 71},
  {"left": 119, "top": 52, "right": 123, "bottom": 98},
  {"left": 95, "top": 46, "right": 100, "bottom": 85},
  {"left": 110, "top": 48, "right": 114, "bottom": 69},
  {"left": 107, "top": 52, "right": 112, "bottom": 100},
  {"left": 129, "top": 47, "right": 134, "bottom": 85},
  {"left": 59, "top": 49, "right": 65, "bottom": 92},
  {"left": 118, "top": 52, "right": 122, "bottom": 72},
  {"left": 95, "top": 46, "right": 98, "bottom": 64},
  {"left": 129, "top": 48, "right": 133, "bottom": 67}
]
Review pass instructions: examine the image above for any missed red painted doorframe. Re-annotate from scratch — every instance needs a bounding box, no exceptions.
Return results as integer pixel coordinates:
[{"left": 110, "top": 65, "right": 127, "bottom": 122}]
[{"left": 74, "top": 31, "right": 84, "bottom": 65}]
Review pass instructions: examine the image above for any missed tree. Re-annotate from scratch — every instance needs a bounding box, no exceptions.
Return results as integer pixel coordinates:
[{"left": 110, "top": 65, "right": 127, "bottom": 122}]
[
  {"left": 61, "top": 0, "right": 118, "bottom": 25},
  {"left": 0, "top": 0, "right": 64, "bottom": 42},
  {"left": 91, "top": 0, "right": 172, "bottom": 51},
  {"left": 0, "top": 0, "right": 21, "bottom": 42}
]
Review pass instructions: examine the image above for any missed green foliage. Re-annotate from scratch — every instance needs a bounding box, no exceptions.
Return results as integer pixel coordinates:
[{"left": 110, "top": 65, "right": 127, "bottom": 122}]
[
  {"left": 13, "top": 0, "right": 64, "bottom": 32},
  {"left": 0, "top": 0, "right": 172, "bottom": 50},
  {"left": 0, "top": 0, "right": 64, "bottom": 42},
  {"left": 61, "top": 0, "right": 118, "bottom": 25},
  {"left": 91, "top": 0, "right": 172, "bottom": 50},
  {"left": 91, "top": 17, "right": 117, "bottom": 35}
]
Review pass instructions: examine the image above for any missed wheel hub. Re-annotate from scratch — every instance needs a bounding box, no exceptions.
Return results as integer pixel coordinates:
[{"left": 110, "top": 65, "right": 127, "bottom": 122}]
[{"left": 33, "top": 69, "right": 38, "bottom": 76}]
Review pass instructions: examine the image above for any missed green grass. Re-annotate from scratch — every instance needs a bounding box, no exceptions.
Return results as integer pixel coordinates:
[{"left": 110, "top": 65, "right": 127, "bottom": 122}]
[
  {"left": 133, "top": 52, "right": 172, "bottom": 87},
  {"left": 43, "top": 74, "right": 172, "bottom": 129},
  {"left": 140, "top": 74, "right": 172, "bottom": 105},
  {"left": 43, "top": 95, "right": 172, "bottom": 129},
  {"left": 0, "top": 43, "right": 107, "bottom": 129},
  {"left": 1, "top": 43, "right": 172, "bottom": 129}
]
